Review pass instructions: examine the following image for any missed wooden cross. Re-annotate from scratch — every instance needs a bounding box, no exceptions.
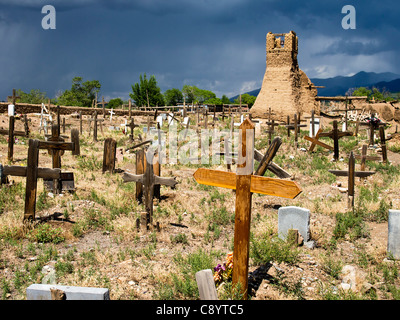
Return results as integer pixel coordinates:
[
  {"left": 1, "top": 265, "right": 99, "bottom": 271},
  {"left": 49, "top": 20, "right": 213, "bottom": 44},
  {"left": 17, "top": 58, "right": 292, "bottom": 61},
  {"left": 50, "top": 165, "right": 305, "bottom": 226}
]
[
  {"left": 122, "top": 148, "right": 178, "bottom": 230},
  {"left": 7, "top": 89, "right": 20, "bottom": 105},
  {"left": 329, "top": 152, "right": 375, "bottom": 209},
  {"left": 100, "top": 96, "right": 107, "bottom": 117},
  {"left": 193, "top": 118, "right": 301, "bottom": 299},
  {"left": 318, "top": 120, "right": 353, "bottom": 161},
  {"left": 354, "top": 145, "right": 381, "bottom": 171},
  {"left": 0, "top": 115, "right": 29, "bottom": 161},
  {"left": 265, "top": 119, "right": 280, "bottom": 145},
  {"left": 285, "top": 114, "right": 306, "bottom": 147},
  {"left": 88, "top": 111, "right": 104, "bottom": 142},
  {"left": 379, "top": 126, "right": 389, "bottom": 163},
  {"left": 128, "top": 117, "right": 139, "bottom": 142},
  {"left": 304, "top": 128, "right": 334, "bottom": 153},
  {"left": 41, "top": 124, "right": 74, "bottom": 193},
  {"left": 0, "top": 139, "right": 61, "bottom": 221}
]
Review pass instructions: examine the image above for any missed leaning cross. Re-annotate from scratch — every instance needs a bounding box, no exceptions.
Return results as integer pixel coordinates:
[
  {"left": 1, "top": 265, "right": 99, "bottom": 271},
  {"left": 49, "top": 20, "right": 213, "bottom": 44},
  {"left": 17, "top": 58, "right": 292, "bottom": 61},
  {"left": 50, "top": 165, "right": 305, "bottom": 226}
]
[
  {"left": 304, "top": 128, "right": 334, "bottom": 153},
  {"left": 318, "top": 120, "right": 353, "bottom": 161},
  {"left": 122, "top": 148, "right": 178, "bottom": 230},
  {"left": 193, "top": 118, "right": 302, "bottom": 299}
]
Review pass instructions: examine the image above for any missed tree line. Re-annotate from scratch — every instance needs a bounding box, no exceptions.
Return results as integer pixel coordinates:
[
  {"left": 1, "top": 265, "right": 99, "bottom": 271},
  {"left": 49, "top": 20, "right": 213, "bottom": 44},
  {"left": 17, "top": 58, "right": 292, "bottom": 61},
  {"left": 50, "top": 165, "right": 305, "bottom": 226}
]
[{"left": 10, "top": 74, "right": 256, "bottom": 108}]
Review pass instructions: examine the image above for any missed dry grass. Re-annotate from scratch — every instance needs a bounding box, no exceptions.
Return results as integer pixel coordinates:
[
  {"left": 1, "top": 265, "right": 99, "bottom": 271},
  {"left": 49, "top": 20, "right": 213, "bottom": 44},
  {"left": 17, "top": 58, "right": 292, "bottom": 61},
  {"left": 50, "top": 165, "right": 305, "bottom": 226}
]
[{"left": 0, "top": 112, "right": 400, "bottom": 300}]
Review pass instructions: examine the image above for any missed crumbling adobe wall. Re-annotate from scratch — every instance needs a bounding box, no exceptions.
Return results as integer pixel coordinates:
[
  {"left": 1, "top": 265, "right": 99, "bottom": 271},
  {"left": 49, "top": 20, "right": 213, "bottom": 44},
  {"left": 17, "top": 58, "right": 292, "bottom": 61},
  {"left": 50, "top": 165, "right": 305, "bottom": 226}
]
[
  {"left": 0, "top": 102, "right": 151, "bottom": 117},
  {"left": 250, "top": 31, "right": 319, "bottom": 120}
]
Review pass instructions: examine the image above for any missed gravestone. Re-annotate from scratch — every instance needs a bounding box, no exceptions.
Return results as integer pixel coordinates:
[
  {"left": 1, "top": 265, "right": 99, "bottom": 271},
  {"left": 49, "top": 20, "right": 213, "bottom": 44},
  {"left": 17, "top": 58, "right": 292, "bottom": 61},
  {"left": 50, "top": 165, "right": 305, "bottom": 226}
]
[
  {"left": 26, "top": 284, "right": 110, "bottom": 300},
  {"left": 388, "top": 209, "right": 400, "bottom": 259},
  {"left": 278, "top": 206, "right": 310, "bottom": 242}
]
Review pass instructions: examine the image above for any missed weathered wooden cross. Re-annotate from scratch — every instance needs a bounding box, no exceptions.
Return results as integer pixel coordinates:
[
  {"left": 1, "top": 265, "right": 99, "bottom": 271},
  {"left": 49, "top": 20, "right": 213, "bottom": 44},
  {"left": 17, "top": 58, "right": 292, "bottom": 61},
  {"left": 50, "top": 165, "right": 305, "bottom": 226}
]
[
  {"left": 7, "top": 88, "right": 20, "bottom": 106},
  {"left": 285, "top": 114, "right": 306, "bottom": 147},
  {"left": 0, "top": 139, "right": 61, "bottom": 221},
  {"left": 193, "top": 119, "right": 301, "bottom": 299},
  {"left": 304, "top": 128, "right": 334, "bottom": 153},
  {"left": 88, "top": 111, "right": 104, "bottom": 142},
  {"left": 0, "top": 115, "right": 29, "bottom": 161},
  {"left": 318, "top": 120, "right": 353, "bottom": 161},
  {"left": 354, "top": 145, "right": 381, "bottom": 171},
  {"left": 329, "top": 151, "right": 375, "bottom": 209},
  {"left": 42, "top": 124, "right": 75, "bottom": 193},
  {"left": 123, "top": 148, "right": 177, "bottom": 230}
]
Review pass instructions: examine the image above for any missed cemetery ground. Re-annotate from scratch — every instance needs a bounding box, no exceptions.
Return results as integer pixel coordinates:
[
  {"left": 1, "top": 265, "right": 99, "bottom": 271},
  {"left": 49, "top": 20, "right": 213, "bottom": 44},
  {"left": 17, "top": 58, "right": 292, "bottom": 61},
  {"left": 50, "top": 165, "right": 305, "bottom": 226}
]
[{"left": 1, "top": 111, "right": 400, "bottom": 300}]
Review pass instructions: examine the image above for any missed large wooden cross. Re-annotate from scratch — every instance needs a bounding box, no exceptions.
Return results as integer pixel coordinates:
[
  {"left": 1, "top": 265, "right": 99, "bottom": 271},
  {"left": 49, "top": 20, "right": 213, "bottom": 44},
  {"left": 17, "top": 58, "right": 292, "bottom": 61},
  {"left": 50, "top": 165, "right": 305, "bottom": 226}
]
[
  {"left": 0, "top": 139, "right": 61, "bottom": 221},
  {"left": 193, "top": 118, "right": 301, "bottom": 299},
  {"left": 329, "top": 151, "right": 375, "bottom": 209},
  {"left": 122, "top": 148, "right": 178, "bottom": 230},
  {"left": 0, "top": 115, "right": 29, "bottom": 161},
  {"left": 318, "top": 120, "right": 353, "bottom": 161}
]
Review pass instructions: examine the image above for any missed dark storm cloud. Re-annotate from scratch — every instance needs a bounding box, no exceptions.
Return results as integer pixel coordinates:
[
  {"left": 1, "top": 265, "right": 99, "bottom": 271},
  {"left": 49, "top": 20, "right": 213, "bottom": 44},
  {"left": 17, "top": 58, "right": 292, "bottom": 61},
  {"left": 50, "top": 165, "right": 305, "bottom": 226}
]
[{"left": 0, "top": 0, "right": 399, "bottom": 101}]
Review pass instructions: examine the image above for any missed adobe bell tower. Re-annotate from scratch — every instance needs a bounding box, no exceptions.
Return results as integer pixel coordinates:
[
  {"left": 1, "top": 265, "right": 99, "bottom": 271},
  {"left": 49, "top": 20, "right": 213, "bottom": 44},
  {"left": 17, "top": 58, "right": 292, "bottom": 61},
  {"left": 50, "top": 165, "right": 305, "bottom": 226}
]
[{"left": 250, "top": 31, "right": 318, "bottom": 120}]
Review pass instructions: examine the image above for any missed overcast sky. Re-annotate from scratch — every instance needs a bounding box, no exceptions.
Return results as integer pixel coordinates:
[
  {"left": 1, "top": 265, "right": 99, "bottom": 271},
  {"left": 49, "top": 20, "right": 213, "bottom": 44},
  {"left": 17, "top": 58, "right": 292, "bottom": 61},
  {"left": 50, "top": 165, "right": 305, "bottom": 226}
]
[{"left": 0, "top": 0, "right": 399, "bottom": 101}]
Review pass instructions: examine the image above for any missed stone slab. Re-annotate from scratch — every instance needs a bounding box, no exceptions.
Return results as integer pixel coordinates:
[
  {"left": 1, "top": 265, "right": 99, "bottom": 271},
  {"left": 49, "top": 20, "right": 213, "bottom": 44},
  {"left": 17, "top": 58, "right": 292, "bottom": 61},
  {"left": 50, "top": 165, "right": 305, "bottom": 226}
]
[
  {"left": 278, "top": 206, "right": 310, "bottom": 241},
  {"left": 388, "top": 209, "right": 400, "bottom": 259},
  {"left": 26, "top": 284, "right": 110, "bottom": 300}
]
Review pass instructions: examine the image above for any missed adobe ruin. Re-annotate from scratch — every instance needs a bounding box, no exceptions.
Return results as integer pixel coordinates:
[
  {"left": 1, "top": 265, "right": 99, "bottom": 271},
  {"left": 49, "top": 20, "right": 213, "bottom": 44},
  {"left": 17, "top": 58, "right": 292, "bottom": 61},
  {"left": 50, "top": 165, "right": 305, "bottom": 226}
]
[{"left": 250, "top": 31, "right": 319, "bottom": 120}]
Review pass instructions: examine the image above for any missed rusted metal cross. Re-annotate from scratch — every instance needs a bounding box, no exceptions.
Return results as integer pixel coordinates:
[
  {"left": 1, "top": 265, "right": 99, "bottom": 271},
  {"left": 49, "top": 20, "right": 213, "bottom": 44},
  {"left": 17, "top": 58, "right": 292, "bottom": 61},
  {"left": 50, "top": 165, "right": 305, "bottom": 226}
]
[{"left": 193, "top": 118, "right": 302, "bottom": 299}]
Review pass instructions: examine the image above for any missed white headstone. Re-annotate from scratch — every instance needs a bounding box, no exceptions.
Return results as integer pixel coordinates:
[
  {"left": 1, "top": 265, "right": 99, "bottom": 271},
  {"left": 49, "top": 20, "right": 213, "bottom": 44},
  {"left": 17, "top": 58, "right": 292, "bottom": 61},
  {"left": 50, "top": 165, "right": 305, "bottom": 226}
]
[
  {"left": 8, "top": 104, "right": 15, "bottom": 116},
  {"left": 309, "top": 118, "right": 320, "bottom": 137},
  {"left": 278, "top": 206, "right": 310, "bottom": 242},
  {"left": 388, "top": 209, "right": 400, "bottom": 259}
]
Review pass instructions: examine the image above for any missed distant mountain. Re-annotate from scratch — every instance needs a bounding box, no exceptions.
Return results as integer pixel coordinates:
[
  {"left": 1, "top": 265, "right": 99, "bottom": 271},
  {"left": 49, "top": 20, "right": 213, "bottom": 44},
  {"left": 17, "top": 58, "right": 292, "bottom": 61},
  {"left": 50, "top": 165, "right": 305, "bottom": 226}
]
[
  {"left": 230, "top": 71, "right": 400, "bottom": 100},
  {"left": 311, "top": 71, "right": 400, "bottom": 96}
]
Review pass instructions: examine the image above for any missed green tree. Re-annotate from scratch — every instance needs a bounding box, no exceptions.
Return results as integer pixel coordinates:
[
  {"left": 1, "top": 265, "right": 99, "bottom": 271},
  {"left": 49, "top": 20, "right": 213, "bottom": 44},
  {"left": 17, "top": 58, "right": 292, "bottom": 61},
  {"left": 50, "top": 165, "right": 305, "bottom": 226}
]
[
  {"left": 130, "top": 73, "right": 164, "bottom": 108},
  {"left": 221, "top": 95, "right": 231, "bottom": 104},
  {"left": 164, "top": 88, "right": 183, "bottom": 106},
  {"left": 234, "top": 93, "right": 256, "bottom": 108},
  {"left": 182, "top": 85, "right": 217, "bottom": 105},
  {"left": 16, "top": 89, "right": 48, "bottom": 104},
  {"left": 107, "top": 98, "right": 124, "bottom": 109},
  {"left": 57, "top": 77, "right": 101, "bottom": 107},
  {"left": 352, "top": 87, "right": 371, "bottom": 98}
]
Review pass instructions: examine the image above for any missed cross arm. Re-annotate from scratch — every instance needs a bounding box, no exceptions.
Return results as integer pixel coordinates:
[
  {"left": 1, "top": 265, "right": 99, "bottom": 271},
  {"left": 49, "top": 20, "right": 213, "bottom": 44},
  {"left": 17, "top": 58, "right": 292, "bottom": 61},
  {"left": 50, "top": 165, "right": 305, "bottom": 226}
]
[
  {"left": 122, "top": 172, "right": 145, "bottom": 184},
  {"left": 1, "top": 165, "right": 61, "bottom": 179},
  {"left": 38, "top": 141, "right": 74, "bottom": 151},
  {"left": 328, "top": 169, "right": 376, "bottom": 178},
  {"left": 154, "top": 175, "right": 178, "bottom": 188},
  {"left": 193, "top": 168, "right": 302, "bottom": 199}
]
